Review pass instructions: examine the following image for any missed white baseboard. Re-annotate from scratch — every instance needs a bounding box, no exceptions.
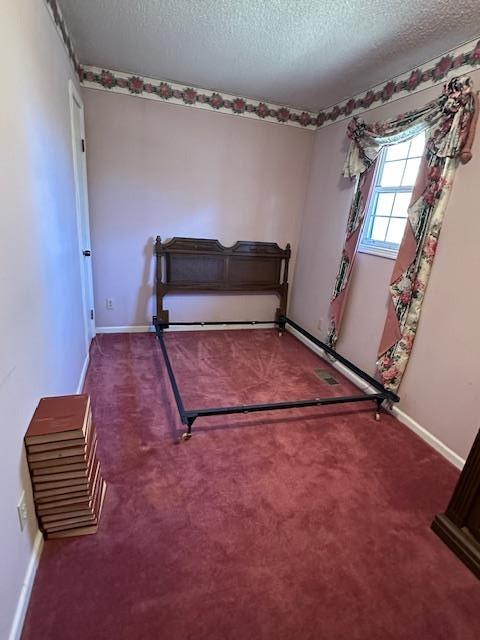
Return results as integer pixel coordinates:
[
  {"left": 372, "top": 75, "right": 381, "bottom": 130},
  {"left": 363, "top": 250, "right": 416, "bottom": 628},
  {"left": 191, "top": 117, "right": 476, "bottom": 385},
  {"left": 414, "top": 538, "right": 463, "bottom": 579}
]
[
  {"left": 391, "top": 406, "right": 465, "bottom": 469},
  {"left": 8, "top": 530, "right": 44, "bottom": 640},
  {"left": 76, "top": 352, "right": 90, "bottom": 393},
  {"left": 96, "top": 325, "right": 154, "bottom": 334},
  {"left": 286, "top": 325, "right": 377, "bottom": 394},
  {"left": 286, "top": 324, "right": 465, "bottom": 470},
  {"left": 96, "top": 323, "right": 275, "bottom": 334}
]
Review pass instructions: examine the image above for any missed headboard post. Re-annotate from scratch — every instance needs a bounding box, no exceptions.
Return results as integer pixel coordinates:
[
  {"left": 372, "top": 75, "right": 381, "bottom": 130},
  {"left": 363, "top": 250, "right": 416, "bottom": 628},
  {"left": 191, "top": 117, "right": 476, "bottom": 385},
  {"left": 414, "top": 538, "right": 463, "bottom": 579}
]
[
  {"left": 275, "top": 242, "right": 290, "bottom": 326},
  {"left": 283, "top": 243, "right": 291, "bottom": 285},
  {"left": 154, "top": 236, "right": 169, "bottom": 326}
]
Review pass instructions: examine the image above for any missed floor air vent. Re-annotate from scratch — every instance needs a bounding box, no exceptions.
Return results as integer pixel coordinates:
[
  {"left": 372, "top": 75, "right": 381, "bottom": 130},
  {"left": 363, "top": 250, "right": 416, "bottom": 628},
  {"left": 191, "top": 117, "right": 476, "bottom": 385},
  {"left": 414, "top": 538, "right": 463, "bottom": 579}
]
[{"left": 314, "top": 368, "right": 339, "bottom": 385}]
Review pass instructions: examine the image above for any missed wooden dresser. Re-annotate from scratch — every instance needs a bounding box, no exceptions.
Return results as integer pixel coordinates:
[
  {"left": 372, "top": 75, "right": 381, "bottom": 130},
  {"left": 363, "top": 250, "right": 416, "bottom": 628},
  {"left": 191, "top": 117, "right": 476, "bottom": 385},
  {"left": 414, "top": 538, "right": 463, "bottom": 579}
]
[{"left": 432, "top": 429, "right": 480, "bottom": 578}]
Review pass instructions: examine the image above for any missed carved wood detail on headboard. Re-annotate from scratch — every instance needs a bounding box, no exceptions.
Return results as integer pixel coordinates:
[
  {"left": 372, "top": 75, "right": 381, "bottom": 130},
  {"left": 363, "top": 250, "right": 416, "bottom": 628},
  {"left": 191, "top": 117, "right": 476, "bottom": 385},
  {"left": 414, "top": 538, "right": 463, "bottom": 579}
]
[{"left": 154, "top": 236, "right": 291, "bottom": 325}]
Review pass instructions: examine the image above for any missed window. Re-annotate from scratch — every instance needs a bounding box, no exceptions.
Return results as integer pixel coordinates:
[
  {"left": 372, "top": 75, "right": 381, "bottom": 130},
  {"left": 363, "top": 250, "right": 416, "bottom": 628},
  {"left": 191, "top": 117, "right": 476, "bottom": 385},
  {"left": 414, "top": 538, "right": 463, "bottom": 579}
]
[{"left": 359, "top": 132, "right": 425, "bottom": 259}]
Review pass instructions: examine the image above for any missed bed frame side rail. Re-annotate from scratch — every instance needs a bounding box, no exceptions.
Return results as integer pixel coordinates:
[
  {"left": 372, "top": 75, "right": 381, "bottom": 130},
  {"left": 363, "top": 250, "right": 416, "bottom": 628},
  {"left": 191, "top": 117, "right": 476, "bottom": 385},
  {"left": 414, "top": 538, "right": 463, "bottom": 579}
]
[{"left": 154, "top": 315, "right": 399, "bottom": 441}]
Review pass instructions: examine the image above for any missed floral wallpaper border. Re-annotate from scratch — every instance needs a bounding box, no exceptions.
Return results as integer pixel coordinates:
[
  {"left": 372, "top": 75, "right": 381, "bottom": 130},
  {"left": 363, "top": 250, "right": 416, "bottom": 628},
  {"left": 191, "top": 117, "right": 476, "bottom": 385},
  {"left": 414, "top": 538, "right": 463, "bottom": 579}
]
[
  {"left": 45, "top": 0, "right": 480, "bottom": 131},
  {"left": 81, "top": 66, "right": 318, "bottom": 129},
  {"left": 44, "top": 0, "right": 81, "bottom": 76},
  {"left": 316, "top": 38, "right": 480, "bottom": 128},
  {"left": 82, "top": 37, "right": 480, "bottom": 130}
]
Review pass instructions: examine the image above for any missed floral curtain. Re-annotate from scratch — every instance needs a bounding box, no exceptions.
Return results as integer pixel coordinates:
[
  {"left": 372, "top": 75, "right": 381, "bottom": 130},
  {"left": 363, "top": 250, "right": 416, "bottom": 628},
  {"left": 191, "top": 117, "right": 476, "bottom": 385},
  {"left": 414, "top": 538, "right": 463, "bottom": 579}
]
[
  {"left": 327, "top": 76, "right": 478, "bottom": 392},
  {"left": 326, "top": 162, "right": 377, "bottom": 347}
]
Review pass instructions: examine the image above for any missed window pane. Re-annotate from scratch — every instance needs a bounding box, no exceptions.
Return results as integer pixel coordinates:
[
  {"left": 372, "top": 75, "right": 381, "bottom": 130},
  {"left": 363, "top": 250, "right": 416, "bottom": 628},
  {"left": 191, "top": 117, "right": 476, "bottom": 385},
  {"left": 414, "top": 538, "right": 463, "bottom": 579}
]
[
  {"left": 361, "top": 135, "right": 426, "bottom": 256},
  {"left": 392, "top": 192, "right": 412, "bottom": 217},
  {"left": 370, "top": 216, "right": 389, "bottom": 241},
  {"left": 409, "top": 133, "right": 425, "bottom": 157},
  {"left": 386, "top": 217, "right": 407, "bottom": 244},
  {"left": 375, "top": 192, "right": 395, "bottom": 216},
  {"left": 402, "top": 158, "right": 421, "bottom": 186},
  {"left": 385, "top": 140, "right": 410, "bottom": 161},
  {"left": 380, "top": 160, "right": 405, "bottom": 187}
]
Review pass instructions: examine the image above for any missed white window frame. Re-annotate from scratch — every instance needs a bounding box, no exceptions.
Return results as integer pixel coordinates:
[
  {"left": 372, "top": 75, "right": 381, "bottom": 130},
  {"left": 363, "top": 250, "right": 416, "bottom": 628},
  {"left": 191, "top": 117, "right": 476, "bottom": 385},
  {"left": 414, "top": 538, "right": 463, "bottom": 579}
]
[{"left": 359, "top": 134, "right": 425, "bottom": 260}]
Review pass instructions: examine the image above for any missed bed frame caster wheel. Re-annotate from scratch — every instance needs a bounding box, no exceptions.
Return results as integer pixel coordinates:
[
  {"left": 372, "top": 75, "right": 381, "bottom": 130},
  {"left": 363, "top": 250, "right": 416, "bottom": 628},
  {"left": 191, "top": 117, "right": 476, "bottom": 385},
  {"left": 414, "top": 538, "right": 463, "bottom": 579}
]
[{"left": 181, "top": 432, "right": 192, "bottom": 441}]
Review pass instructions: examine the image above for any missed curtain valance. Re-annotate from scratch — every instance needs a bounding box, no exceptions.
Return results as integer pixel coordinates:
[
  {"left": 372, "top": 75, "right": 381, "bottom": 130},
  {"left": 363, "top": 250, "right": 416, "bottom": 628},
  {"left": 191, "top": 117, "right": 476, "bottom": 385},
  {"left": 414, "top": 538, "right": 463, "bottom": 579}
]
[{"left": 343, "top": 76, "right": 477, "bottom": 179}]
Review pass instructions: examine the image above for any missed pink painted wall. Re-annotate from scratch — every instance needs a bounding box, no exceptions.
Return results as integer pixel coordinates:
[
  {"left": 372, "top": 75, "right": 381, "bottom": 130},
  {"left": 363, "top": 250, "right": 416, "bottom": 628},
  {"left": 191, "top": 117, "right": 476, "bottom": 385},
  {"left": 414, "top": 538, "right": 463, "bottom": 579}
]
[
  {"left": 0, "top": 1, "right": 87, "bottom": 636},
  {"left": 290, "top": 70, "right": 480, "bottom": 460},
  {"left": 82, "top": 89, "right": 313, "bottom": 327}
]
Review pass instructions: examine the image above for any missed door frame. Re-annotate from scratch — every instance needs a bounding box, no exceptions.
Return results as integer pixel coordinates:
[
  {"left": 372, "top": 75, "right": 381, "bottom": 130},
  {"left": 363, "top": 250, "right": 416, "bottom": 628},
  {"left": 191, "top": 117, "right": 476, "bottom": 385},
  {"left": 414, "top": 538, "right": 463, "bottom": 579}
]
[{"left": 68, "top": 80, "right": 96, "bottom": 351}]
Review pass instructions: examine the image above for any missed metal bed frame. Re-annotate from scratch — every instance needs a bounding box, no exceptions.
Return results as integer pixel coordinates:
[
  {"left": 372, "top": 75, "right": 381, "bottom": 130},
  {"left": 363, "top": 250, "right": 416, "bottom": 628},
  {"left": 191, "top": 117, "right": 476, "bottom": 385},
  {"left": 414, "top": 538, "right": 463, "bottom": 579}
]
[{"left": 152, "top": 236, "right": 399, "bottom": 441}]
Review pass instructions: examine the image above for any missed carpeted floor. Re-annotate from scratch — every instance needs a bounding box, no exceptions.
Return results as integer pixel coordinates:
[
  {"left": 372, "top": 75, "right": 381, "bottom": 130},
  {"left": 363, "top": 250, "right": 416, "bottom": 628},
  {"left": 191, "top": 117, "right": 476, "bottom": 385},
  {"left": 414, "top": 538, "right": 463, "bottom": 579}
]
[{"left": 22, "top": 330, "right": 480, "bottom": 640}]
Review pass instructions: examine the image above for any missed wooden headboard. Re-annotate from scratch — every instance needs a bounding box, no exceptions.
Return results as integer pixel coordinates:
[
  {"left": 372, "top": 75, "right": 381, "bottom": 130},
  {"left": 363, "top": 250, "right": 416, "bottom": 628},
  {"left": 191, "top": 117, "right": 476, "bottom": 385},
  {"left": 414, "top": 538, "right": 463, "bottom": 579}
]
[{"left": 154, "top": 236, "right": 291, "bottom": 326}]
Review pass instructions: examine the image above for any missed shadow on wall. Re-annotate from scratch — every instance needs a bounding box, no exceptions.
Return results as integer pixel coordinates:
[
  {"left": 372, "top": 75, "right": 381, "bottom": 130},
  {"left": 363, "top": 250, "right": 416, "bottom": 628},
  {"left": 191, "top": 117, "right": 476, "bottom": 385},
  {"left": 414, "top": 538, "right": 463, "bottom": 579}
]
[{"left": 134, "top": 237, "right": 155, "bottom": 325}]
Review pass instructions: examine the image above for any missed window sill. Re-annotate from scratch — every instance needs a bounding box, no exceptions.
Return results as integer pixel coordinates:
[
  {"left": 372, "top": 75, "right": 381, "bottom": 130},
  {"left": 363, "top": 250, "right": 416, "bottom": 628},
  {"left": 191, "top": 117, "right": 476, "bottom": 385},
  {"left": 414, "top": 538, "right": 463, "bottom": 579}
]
[{"left": 358, "top": 244, "right": 398, "bottom": 260}]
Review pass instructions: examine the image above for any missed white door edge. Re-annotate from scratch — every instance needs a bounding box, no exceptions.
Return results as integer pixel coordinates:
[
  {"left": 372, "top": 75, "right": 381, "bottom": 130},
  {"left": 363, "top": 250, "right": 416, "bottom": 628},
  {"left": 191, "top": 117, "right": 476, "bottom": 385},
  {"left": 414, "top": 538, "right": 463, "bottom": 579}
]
[{"left": 68, "top": 79, "right": 95, "bottom": 352}]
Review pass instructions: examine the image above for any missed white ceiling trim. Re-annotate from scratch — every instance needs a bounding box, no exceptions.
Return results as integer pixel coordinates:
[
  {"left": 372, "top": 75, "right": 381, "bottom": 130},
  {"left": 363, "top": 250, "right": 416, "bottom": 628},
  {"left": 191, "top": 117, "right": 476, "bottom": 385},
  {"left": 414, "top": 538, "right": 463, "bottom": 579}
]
[
  {"left": 316, "top": 37, "right": 480, "bottom": 128},
  {"left": 81, "top": 66, "right": 318, "bottom": 129},
  {"left": 43, "top": 0, "right": 80, "bottom": 76}
]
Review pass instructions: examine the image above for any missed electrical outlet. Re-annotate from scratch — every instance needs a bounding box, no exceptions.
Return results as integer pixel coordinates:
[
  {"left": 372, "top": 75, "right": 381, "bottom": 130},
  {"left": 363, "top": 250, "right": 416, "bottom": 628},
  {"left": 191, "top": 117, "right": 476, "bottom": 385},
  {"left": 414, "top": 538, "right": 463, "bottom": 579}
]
[
  {"left": 106, "top": 298, "right": 113, "bottom": 310},
  {"left": 17, "top": 491, "right": 28, "bottom": 532}
]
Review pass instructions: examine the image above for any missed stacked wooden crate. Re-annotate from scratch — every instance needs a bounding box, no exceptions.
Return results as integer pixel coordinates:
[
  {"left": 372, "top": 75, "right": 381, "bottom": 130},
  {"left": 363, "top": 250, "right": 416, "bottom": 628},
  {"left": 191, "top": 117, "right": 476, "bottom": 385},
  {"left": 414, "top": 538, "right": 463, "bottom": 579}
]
[{"left": 25, "top": 394, "right": 106, "bottom": 539}]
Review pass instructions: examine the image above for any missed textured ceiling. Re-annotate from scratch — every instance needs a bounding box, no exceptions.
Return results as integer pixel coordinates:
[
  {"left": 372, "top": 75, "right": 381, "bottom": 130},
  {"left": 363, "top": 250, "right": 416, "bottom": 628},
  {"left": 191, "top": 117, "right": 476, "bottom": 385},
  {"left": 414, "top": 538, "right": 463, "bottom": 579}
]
[{"left": 58, "top": 0, "right": 480, "bottom": 111}]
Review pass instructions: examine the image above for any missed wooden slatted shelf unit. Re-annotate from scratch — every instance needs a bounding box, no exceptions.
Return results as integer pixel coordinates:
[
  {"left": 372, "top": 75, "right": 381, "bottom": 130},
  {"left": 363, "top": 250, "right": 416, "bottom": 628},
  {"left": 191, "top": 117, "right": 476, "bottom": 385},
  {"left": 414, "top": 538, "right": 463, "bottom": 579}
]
[{"left": 25, "top": 394, "right": 106, "bottom": 539}]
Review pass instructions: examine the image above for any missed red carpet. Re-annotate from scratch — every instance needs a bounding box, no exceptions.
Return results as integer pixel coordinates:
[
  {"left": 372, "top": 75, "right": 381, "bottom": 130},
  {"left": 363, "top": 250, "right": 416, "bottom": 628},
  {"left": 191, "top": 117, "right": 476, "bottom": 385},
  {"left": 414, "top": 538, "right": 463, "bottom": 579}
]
[{"left": 22, "top": 330, "right": 480, "bottom": 639}]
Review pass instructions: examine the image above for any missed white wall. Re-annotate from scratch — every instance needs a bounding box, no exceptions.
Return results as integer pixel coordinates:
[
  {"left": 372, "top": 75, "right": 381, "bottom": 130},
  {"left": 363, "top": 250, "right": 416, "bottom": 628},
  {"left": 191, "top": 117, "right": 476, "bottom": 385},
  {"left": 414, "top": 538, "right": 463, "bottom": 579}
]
[
  {"left": 0, "top": 1, "right": 87, "bottom": 637},
  {"left": 82, "top": 89, "right": 313, "bottom": 328}
]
